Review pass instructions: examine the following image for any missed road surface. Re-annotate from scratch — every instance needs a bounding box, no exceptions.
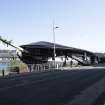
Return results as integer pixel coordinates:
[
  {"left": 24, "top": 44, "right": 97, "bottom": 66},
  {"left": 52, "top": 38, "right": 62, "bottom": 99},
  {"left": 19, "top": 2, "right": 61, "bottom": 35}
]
[{"left": 0, "top": 68, "right": 105, "bottom": 105}]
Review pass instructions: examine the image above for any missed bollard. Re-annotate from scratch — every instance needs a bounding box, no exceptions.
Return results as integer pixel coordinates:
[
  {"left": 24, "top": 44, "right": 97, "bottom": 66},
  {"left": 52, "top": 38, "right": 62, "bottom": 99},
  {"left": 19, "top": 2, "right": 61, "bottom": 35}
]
[
  {"left": 15, "top": 67, "right": 20, "bottom": 74},
  {"left": 2, "top": 69, "right": 5, "bottom": 77}
]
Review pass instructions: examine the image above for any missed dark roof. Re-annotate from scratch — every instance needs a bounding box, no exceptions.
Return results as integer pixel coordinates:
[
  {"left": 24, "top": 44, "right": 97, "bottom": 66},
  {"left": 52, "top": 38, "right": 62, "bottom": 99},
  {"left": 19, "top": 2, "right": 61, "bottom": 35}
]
[
  {"left": 21, "top": 41, "right": 73, "bottom": 49},
  {"left": 20, "top": 41, "right": 94, "bottom": 55}
]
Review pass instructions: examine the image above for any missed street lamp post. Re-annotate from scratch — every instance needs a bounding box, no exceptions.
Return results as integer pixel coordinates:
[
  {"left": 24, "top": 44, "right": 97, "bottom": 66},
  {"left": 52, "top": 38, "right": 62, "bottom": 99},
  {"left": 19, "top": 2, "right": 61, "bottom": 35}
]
[
  {"left": 53, "top": 21, "right": 59, "bottom": 68},
  {"left": 53, "top": 22, "right": 56, "bottom": 68}
]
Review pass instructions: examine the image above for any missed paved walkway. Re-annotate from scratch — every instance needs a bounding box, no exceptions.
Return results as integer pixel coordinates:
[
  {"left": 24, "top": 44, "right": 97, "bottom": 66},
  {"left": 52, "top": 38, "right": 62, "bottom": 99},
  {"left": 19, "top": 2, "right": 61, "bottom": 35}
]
[{"left": 60, "top": 66, "right": 105, "bottom": 70}]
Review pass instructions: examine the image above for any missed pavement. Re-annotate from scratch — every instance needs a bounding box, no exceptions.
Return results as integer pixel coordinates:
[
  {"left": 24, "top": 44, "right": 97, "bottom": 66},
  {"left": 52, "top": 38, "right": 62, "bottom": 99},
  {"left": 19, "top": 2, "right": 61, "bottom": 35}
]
[
  {"left": 60, "top": 65, "right": 105, "bottom": 70},
  {"left": 0, "top": 67, "right": 105, "bottom": 105}
]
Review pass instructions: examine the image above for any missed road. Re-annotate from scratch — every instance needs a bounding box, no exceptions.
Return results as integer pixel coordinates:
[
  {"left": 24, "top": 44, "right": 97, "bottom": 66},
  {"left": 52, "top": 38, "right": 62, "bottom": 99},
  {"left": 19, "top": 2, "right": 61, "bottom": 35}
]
[{"left": 0, "top": 68, "right": 105, "bottom": 105}]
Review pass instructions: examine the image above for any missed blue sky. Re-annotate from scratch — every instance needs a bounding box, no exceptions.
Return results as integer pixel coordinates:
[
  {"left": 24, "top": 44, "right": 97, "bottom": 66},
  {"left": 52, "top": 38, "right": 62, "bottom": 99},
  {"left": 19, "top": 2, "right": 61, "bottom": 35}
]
[{"left": 0, "top": 0, "right": 105, "bottom": 52}]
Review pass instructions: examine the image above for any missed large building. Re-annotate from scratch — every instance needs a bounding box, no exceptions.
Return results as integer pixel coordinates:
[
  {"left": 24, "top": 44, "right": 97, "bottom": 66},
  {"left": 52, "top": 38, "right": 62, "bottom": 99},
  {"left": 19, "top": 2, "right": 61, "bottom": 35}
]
[{"left": 19, "top": 41, "right": 98, "bottom": 68}]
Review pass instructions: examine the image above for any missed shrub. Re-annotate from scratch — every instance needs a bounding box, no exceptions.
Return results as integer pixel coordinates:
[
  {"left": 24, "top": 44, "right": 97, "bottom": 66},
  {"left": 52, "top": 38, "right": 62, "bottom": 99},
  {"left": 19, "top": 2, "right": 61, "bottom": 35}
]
[{"left": 9, "top": 66, "right": 19, "bottom": 73}]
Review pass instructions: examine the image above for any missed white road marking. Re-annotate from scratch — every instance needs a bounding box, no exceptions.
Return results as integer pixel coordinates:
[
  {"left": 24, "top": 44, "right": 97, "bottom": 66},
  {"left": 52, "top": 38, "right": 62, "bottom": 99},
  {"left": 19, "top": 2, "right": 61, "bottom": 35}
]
[{"left": 66, "top": 77, "right": 105, "bottom": 105}]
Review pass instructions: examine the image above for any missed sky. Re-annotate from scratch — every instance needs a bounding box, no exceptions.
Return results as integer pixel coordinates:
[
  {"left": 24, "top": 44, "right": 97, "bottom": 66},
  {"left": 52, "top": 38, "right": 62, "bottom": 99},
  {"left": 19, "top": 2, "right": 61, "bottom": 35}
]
[{"left": 0, "top": 0, "right": 105, "bottom": 52}]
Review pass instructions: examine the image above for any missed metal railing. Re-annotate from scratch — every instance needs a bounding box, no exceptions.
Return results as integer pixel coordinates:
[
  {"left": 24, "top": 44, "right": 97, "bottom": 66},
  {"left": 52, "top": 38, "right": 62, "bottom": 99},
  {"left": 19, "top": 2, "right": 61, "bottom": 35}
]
[{"left": 28, "top": 62, "right": 63, "bottom": 72}]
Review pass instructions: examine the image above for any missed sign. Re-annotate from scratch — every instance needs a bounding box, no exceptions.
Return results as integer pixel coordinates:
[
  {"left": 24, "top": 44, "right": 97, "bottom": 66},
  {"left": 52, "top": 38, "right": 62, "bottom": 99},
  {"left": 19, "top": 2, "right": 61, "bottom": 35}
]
[{"left": 0, "top": 63, "right": 8, "bottom": 70}]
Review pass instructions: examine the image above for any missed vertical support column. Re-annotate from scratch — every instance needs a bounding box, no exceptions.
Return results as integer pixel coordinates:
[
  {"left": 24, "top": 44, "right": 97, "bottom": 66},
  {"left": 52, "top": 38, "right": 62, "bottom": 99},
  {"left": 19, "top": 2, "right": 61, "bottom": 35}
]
[
  {"left": 31, "top": 64, "right": 34, "bottom": 72},
  {"left": 96, "top": 56, "right": 99, "bottom": 64},
  {"left": 70, "top": 54, "right": 73, "bottom": 67},
  {"left": 82, "top": 52, "right": 88, "bottom": 64},
  {"left": 28, "top": 64, "right": 31, "bottom": 72},
  {"left": 63, "top": 56, "right": 66, "bottom": 67},
  {"left": 84, "top": 52, "right": 87, "bottom": 61},
  {"left": 90, "top": 56, "right": 96, "bottom": 65}
]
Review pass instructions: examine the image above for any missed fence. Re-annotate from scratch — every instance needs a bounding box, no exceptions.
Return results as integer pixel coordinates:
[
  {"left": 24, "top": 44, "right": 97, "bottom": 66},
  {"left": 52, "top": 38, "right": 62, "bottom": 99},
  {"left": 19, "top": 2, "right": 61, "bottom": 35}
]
[{"left": 28, "top": 62, "right": 64, "bottom": 72}]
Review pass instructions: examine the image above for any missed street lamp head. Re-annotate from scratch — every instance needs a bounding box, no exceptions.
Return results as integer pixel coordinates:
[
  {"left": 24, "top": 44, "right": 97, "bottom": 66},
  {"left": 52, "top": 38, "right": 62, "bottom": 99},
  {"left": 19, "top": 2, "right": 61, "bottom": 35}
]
[{"left": 55, "top": 26, "right": 59, "bottom": 29}]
